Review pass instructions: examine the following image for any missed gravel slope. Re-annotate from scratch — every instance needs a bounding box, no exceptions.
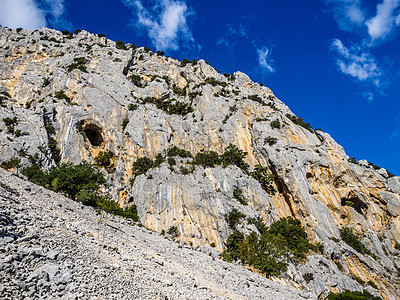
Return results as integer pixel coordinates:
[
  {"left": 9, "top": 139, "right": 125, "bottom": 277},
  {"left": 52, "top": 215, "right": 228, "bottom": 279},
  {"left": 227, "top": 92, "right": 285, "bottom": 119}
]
[{"left": 0, "top": 168, "right": 316, "bottom": 300}]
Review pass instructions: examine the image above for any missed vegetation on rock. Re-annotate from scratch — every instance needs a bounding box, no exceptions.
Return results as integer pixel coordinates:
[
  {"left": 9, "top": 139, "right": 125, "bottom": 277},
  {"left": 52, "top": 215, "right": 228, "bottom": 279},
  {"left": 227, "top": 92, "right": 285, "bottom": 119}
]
[
  {"left": 340, "top": 227, "right": 371, "bottom": 255},
  {"left": 222, "top": 217, "right": 311, "bottom": 277},
  {"left": 327, "top": 290, "right": 381, "bottom": 300}
]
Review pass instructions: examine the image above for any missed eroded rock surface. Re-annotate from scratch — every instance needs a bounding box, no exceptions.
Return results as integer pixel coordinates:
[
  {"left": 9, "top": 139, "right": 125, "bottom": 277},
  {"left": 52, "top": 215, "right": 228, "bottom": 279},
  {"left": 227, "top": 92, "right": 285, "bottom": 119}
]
[{"left": 1, "top": 26, "right": 400, "bottom": 299}]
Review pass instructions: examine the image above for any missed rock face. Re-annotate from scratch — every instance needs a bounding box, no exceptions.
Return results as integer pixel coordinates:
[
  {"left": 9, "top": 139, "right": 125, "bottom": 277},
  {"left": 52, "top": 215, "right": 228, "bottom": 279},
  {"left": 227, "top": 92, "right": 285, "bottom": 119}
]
[{"left": 0, "top": 26, "right": 400, "bottom": 299}]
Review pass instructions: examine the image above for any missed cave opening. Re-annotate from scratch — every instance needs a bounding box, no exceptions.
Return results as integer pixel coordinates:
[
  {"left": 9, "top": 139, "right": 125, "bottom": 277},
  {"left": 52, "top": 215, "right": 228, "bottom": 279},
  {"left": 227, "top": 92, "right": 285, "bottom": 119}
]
[{"left": 79, "top": 121, "right": 104, "bottom": 147}]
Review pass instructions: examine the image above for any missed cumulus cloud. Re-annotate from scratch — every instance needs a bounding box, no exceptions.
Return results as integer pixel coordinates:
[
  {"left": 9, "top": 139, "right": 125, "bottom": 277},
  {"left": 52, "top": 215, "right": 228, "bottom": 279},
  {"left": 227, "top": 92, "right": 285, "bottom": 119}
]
[
  {"left": 327, "top": 0, "right": 400, "bottom": 42},
  {"left": 366, "top": 0, "right": 400, "bottom": 41},
  {"left": 256, "top": 46, "right": 275, "bottom": 73},
  {"left": 331, "top": 39, "right": 382, "bottom": 84},
  {"left": 0, "top": 0, "right": 46, "bottom": 30},
  {"left": 0, "top": 0, "right": 70, "bottom": 30},
  {"left": 122, "top": 0, "right": 195, "bottom": 51}
]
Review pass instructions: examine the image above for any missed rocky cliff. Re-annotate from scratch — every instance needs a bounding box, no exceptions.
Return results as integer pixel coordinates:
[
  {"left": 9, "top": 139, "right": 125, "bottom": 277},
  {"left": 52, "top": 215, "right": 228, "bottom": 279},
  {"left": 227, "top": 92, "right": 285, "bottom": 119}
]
[{"left": 1, "top": 26, "right": 400, "bottom": 299}]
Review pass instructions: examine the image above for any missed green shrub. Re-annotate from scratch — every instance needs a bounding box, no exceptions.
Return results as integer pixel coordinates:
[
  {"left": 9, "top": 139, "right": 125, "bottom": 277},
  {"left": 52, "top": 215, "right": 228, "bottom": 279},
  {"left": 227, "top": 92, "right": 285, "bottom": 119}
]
[
  {"left": 180, "top": 166, "right": 194, "bottom": 174},
  {"left": 204, "top": 77, "right": 227, "bottom": 87},
  {"left": 225, "top": 208, "right": 245, "bottom": 228},
  {"left": 220, "top": 144, "right": 248, "bottom": 172},
  {"left": 167, "top": 157, "right": 176, "bottom": 166},
  {"left": 156, "top": 51, "right": 164, "bottom": 56},
  {"left": 327, "top": 290, "right": 381, "bottom": 300},
  {"left": 132, "top": 157, "right": 153, "bottom": 177},
  {"left": 251, "top": 165, "right": 275, "bottom": 193},
  {"left": 3, "top": 117, "right": 18, "bottom": 127},
  {"left": 48, "top": 137, "right": 61, "bottom": 164},
  {"left": 98, "top": 33, "right": 106, "bottom": 37},
  {"left": 264, "top": 137, "right": 277, "bottom": 146},
  {"left": 180, "top": 58, "right": 190, "bottom": 67},
  {"left": 142, "top": 97, "right": 193, "bottom": 116},
  {"left": 22, "top": 161, "right": 106, "bottom": 204},
  {"left": 67, "top": 57, "right": 88, "bottom": 73},
  {"left": 193, "top": 150, "right": 220, "bottom": 168},
  {"left": 143, "top": 47, "right": 151, "bottom": 53},
  {"left": 340, "top": 227, "right": 371, "bottom": 255},
  {"left": 394, "top": 242, "right": 400, "bottom": 250},
  {"left": 247, "top": 94, "right": 265, "bottom": 105},
  {"left": 128, "top": 103, "right": 139, "bottom": 111},
  {"left": 270, "top": 119, "right": 280, "bottom": 129},
  {"left": 171, "top": 85, "right": 186, "bottom": 96},
  {"left": 94, "top": 151, "right": 113, "bottom": 167},
  {"left": 367, "top": 280, "right": 378, "bottom": 289},
  {"left": 286, "top": 114, "right": 313, "bottom": 133},
  {"left": 115, "top": 40, "right": 127, "bottom": 50},
  {"left": 97, "top": 197, "right": 139, "bottom": 222},
  {"left": 46, "top": 161, "right": 106, "bottom": 199},
  {"left": 54, "top": 90, "right": 71, "bottom": 102},
  {"left": 167, "top": 101, "right": 194, "bottom": 115},
  {"left": 1, "top": 157, "right": 21, "bottom": 170},
  {"left": 351, "top": 274, "right": 365, "bottom": 285},
  {"left": 167, "top": 225, "right": 180, "bottom": 237},
  {"left": 121, "top": 118, "right": 129, "bottom": 131},
  {"left": 130, "top": 74, "right": 143, "bottom": 87},
  {"left": 153, "top": 153, "right": 165, "bottom": 167},
  {"left": 167, "top": 146, "right": 193, "bottom": 158},
  {"left": 76, "top": 188, "right": 99, "bottom": 207},
  {"left": 269, "top": 217, "right": 310, "bottom": 259},
  {"left": 22, "top": 164, "right": 47, "bottom": 186},
  {"left": 221, "top": 231, "right": 244, "bottom": 262},
  {"left": 42, "top": 77, "right": 51, "bottom": 87},
  {"left": 233, "top": 188, "right": 247, "bottom": 205},
  {"left": 303, "top": 273, "right": 314, "bottom": 283},
  {"left": 222, "top": 216, "right": 311, "bottom": 277}
]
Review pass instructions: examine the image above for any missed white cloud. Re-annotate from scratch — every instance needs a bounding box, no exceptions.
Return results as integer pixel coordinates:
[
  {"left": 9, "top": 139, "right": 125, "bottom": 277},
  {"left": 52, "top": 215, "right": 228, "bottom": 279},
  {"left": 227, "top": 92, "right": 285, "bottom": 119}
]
[
  {"left": 122, "top": 0, "right": 195, "bottom": 51},
  {"left": 41, "top": 0, "right": 71, "bottom": 29},
  {"left": 366, "top": 0, "right": 400, "bottom": 41},
  {"left": 331, "top": 39, "right": 381, "bottom": 84},
  {"left": 256, "top": 46, "right": 275, "bottom": 73},
  {"left": 0, "top": 0, "right": 70, "bottom": 30},
  {"left": 0, "top": 0, "right": 46, "bottom": 30},
  {"left": 327, "top": 0, "right": 366, "bottom": 30}
]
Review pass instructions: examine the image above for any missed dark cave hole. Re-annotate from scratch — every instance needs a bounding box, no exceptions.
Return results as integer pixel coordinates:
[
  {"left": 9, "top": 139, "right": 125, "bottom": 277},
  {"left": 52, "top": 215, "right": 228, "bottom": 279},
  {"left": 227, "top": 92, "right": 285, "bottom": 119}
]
[
  {"left": 341, "top": 197, "right": 368, "bottom": 215},
  {"left": 79, "top": 121, "right": 104, "bottom": 147}
]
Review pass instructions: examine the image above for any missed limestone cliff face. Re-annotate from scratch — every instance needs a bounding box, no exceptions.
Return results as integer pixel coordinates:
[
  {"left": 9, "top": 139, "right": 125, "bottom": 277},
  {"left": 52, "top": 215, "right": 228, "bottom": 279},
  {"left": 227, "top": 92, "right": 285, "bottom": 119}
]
[{"left": 1, "top": 27, "right": 400, "bottom": 299}]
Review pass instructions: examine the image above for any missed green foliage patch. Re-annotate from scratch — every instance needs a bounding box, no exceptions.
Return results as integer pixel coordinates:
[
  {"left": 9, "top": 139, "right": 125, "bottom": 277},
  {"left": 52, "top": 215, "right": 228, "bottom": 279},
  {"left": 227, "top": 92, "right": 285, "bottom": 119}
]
[
  {"left": 115, "top": 40, "right": 128, "bottom": 50},
  {"left": 142, "top": 97, "right": 194, "bottom": 116},
  {"left": 167, "top": 225, "right": 180, "bottom": 237},
  {"left": 167, "top": 146, "right": 193, "bottom": 158},
  {"left": 67, "top": 57, "right": 88, "bottom": 73},
  {"left": 204, "top": 77, "right": 227, "bottom": 87},
  {"left": 327, "top": 290, "right": 381, "bottom": 300},
  {"left": 21, "top": 161, "right": 139, "bottom": 222},
  {"left": 132, "top": 157, "right": 154, "bottom": 177},
  {"left": 286, "top": 114, "right": 313, "bottom": 132},
  {"left": 233, "top": 188, "right": 247, "bottom": 205},
  {"left": 340, "top": 227, "right": 371, "bottom": 255},
  {"left": 222, "top": 217, "right": 312, "bottom": 277},
  {"left": 54, "top": 90, "right": 71, "bottom": 103},
  {"left": 94, "top": 151, "right": 113, "bottom": 168}
]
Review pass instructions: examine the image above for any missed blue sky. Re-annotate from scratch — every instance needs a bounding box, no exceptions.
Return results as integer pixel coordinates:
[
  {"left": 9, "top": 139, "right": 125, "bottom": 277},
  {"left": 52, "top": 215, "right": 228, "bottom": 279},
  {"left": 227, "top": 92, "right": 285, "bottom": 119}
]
[{"left": 1, "top": 0, "right": 400, "bottom": 175}]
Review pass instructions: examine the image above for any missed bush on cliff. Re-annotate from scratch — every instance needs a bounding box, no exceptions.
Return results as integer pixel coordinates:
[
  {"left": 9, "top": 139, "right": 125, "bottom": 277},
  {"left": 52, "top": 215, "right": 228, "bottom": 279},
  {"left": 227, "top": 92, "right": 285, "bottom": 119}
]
[
  {"left": 221, "top": 217, "right": 311, "bottom": 277},
  {"left": 22, "top": 161, "right": 139, "bottom": 222}
]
